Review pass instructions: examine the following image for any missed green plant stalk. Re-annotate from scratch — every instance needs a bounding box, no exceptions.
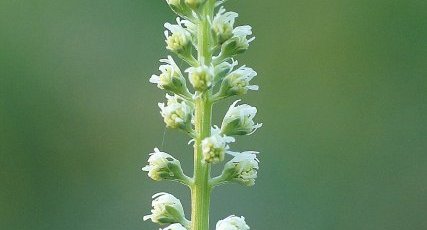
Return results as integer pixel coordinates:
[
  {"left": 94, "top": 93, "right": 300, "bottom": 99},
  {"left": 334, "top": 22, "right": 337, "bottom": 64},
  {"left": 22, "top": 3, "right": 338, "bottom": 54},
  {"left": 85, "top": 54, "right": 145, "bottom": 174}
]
[
  {"left": 191, "top": 1, "right": 215, "bottom": 230},
  {"left": 191, "top": 97, "right": 212, "bottom": 230}
]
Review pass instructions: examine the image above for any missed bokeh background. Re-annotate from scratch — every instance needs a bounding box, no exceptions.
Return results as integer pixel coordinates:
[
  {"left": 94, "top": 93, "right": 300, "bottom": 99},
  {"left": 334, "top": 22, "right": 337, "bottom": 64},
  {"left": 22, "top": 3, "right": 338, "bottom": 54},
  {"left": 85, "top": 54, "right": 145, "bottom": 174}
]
[{"left": 1, "top": 0, "right": 426, "bottom": 229}]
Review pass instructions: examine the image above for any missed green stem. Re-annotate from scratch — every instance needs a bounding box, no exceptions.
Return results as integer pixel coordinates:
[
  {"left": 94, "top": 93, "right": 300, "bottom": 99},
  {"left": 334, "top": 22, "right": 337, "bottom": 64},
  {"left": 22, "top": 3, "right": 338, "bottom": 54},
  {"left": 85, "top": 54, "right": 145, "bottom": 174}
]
[
  {"left": 191, "top": 96, "right": 212, "bottom": 230},
  {"left": 191, "top": 1, "right": 215, "bottom": 229}
]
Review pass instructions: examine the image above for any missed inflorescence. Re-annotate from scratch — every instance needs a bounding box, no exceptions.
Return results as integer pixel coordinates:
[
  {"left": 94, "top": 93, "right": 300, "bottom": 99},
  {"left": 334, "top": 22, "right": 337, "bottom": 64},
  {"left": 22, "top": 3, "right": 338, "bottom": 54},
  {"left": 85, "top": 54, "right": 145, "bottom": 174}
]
[{"left": 143, "top": 0, "right": 261, "bottom": 229}]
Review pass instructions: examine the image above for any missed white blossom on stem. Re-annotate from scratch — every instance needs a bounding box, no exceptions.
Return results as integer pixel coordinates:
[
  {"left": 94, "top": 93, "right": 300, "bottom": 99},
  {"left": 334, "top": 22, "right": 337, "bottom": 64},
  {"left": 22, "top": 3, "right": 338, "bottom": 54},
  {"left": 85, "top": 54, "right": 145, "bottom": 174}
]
[
  {"left": 212, "top": 7, "right": 238, "bottom": 44},
  {"left": 143, "top": 193, "right": 186, "bottom": 225},
  {"left": 216, "top": 215, "right": 250, "bottom": 230},
  {"left": 225, "top": 151, "right": 259, "bottom": 186},
  {"left": 164, "top": 18, "right": 192, "bottom": 54},
  {"left": 150, "top": 56, "right": 190, "bottom": 97},
  {"left": 202, "top": 127, "right": 235, "bottom": 164},
  {"left": 221, "top": 100, "right": 262, "bottom": 136},
  {"left": 217, "top": 65, "right": 258, "bottom": 97},
  {"left": 142, "top": 148, "right": 186, "bottom": 182},
  {"left": 158, "top": 94, "right": 193, "bottom": 130},
  {"left": 186, "top": 65, "right": 214, "bottom": 91}
]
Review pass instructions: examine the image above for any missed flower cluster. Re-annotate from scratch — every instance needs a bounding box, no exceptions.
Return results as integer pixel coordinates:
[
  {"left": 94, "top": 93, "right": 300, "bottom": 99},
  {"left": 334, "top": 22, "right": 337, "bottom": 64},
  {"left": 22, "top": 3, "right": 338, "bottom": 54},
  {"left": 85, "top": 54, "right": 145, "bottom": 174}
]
[{"left": 145, "top": 0, "right": 261, "bottom": 229}]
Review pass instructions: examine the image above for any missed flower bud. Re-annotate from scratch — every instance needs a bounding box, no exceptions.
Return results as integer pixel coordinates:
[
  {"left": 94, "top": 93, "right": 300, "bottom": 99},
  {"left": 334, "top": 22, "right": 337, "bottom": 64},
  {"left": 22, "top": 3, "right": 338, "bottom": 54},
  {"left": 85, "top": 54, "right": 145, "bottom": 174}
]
[
  {"left": 150, "top": 56, "right": 189, "bottom": 96},
  {"left": 223, "top": 151, "right": 259, "bottom": 186},
  {"left": 164, "top": 18, "right": 192, "bottom": 55},
  {"left": 161, "top": 223, "right": 187, "bottom": 230},
  {"left": 186, "top": 65, "right": 214, "bottom": 91},
  {"left": 217, "top": 66, "right": 258, "bottom": 97},
  {"left": 202, "top": 128, "right": 235, "bottom": 164},
  {"left": 213, "top": 7, "right": 238, "bottom": 44},
  {"left": 216, "top": 215, "right": 250, "bottom": 230},
  {"left": 221, "top": 100, "right": 262, "bottom": 136},
  {"left": 166, "top": 0, "right": 193, "bottom": 18},
  {"left": 144, "top": 193, "right": 186, "bottom": 225},
  {"left": 142, "top": 148, "right": 185, "bottom": 181},
  {"left": 185, "top": 0, "right": 205, "bottom": 10},
  {"left": 158, "top": 94, "right": 193, "bottom": 130}
]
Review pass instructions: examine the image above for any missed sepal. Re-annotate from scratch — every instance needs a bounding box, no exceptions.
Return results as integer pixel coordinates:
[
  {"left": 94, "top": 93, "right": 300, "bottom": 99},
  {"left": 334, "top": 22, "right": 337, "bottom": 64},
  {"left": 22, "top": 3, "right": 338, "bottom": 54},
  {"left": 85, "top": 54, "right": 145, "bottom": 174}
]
[{"left": 213, "top": 59, "right": 238, "bottom": 84}]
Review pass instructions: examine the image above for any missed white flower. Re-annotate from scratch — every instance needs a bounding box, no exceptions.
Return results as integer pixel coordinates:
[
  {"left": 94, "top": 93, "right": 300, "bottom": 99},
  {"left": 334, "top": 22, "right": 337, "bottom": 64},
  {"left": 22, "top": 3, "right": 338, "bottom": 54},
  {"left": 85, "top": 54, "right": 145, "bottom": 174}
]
[
  {"left": 216, "top": 215, "right": 250, "bottom": 230},
  {"left": 219, "top": 66, "right": 258, "bottom": 96},
  {"left": 142, "top": 148, "right": 183, "bottom": 181},
  {"left": 159, "top": 94, "right": 193, "bottom": 129},
  {"left": 213, "top": 7, "right": 238, "bottom": 44},
  {"left": 231, "top": 26, "right": 254, "bottom": 53},
  {"left": 225, "top": 151, "right": 259, "bottom": 186},
  {"left": 143, "top": 192, "right": 186, "bottom": 225},
  {"left": 186, "top": 65, "right": 214, "bottom": 91},
  {"left": 233, "top": 25, "right": 253, "bottom": 38},
  {"left": 202, "top": 127, "right": 235, "bottom": 164},
  {"left": 150, "top": 56, "right": 188, "bottom": 94},
  {"left": 219, "top": 25, "right": 255, "bottom": 57},
  {"left": 161, "top": 223, "right": 187, "bottom": 230},
  {"left": 221, "top": 100, "right": 262, "bottom": 136},
  {"left": 164, "top": 18, "right": 192, "bottom": 53}
]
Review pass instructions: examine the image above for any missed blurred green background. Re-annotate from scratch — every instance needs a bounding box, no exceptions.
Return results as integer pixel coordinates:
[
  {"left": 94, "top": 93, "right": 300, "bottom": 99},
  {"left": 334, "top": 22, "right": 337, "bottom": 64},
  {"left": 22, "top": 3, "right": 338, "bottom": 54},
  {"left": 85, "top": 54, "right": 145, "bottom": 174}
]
[{"left": 1, "top": 0, "right": 426, "bottom": 229}]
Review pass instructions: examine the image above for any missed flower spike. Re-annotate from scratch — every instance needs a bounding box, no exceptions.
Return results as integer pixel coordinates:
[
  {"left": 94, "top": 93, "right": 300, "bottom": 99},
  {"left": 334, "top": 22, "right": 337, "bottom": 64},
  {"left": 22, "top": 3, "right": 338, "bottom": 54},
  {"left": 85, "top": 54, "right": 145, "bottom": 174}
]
[{"left": 146, "top": 1, "right": 262, "bottom": 229}]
